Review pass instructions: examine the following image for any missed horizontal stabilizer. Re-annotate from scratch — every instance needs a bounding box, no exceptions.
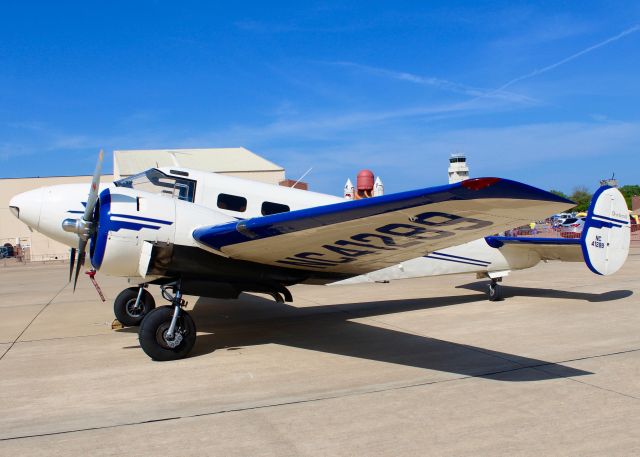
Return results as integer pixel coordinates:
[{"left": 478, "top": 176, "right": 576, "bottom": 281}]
[{"left": 485, "top": 236, "right": 583, "bottom": 262}]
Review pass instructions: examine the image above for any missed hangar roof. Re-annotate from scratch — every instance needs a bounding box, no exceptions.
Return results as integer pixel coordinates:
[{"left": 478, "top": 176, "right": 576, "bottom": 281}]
[{"left": 113, "top": 147, "right": 284, "bottom": 178}]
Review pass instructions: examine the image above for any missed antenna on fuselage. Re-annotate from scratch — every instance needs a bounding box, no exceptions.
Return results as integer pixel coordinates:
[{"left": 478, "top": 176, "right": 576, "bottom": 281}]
[
  {"left": 292, "top": 167, "right": 313, "bottom": 189},
  {"left": 166, "top": 150, "right": 192, "bottom": 168},
  {"left": 168, "top": 151, "right": 181, "bottom": 167}
]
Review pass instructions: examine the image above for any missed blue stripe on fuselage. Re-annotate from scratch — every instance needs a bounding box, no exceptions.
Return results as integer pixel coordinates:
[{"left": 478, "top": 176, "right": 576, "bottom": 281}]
[
  {"left": 428, "top": 251, "right": 490, "bottom": 265},
  {"left": 424, "top": 255, "right": 489, "bottom": 267},
  {"left": 110, "top": 213, "right": 173, "bottom": 225}
]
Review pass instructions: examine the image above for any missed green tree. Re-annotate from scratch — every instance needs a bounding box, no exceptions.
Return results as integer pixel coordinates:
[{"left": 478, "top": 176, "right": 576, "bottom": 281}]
[
  {"left": 549, "top": 189, "right": 578, "bottom": 211},
  {"left": 618, "top": 185, "right": 640, "bottom": 210},
  {"left": 549, "top": 189, "right": 570, "bottom": 201},
  {"left": 570, "top": 186, "right": 592, "bottom": 212}
]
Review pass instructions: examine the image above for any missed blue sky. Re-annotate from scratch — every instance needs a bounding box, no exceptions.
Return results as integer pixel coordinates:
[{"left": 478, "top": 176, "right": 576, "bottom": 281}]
[{"left": 1, "top": 1, "right": 639, "bottom": 195}]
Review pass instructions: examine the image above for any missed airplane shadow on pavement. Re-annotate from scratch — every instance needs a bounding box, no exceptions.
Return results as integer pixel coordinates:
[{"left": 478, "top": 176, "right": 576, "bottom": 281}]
[
  {"left": 457, "top": 281, "right": 633, "bottom": 302},
  {"left": 182, "top": 290, "right": 595, "bottom": 382}
]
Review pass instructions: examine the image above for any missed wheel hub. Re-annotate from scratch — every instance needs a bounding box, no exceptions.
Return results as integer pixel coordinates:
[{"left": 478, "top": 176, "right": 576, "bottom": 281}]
[
  {"left": 163, "top": 330, "right": 183, "bottom": 348},
  {"left": 125, "top": 298, "right": 144, "bottom": 318},
  {"left": 156, "top": 322, "right": 184, "bottom": 349}
]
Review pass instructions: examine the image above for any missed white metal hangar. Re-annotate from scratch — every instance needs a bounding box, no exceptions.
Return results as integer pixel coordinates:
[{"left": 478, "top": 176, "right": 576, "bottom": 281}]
[
  {"left": 113, "top": 148, "right": 285, "bottom": 183},
  {"left": 0, "top": 148, "right": 286, "bottom": 261}
]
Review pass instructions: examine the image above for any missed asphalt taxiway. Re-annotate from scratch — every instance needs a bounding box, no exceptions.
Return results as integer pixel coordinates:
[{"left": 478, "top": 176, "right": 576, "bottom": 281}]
[{"left": 1, "top": 250, "right": 639, "bottom": 456}]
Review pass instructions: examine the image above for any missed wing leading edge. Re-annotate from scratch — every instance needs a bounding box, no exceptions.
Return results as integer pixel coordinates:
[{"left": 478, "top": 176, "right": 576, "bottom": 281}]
[{"left": 193, "top": 178, "right": 574, "bottom": 275}]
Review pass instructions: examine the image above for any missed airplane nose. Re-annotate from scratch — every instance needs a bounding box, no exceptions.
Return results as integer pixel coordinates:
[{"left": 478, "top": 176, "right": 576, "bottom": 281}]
[{"left": 9, "top": 188, "right": 45, "bottom": 230}]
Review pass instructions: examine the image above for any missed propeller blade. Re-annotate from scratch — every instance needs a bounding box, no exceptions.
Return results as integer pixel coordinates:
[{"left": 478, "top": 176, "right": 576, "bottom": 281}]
[
  {"left": 73, "top": 239, "right": 87, "bottom": 291},
  {"left": 83, "top": 149, "right": 104, "bottom": 222},
  {"left": 69, "top": 247, "right": 76, "bottom": 282},
  {"left": 70, "top": 150, "right": 103, "bottom": 292}
]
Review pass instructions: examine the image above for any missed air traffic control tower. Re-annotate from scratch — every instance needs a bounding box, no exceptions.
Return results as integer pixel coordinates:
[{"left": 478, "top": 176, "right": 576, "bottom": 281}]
[{"left": 448, "top": 154, "right": 469, "bottom": 184}]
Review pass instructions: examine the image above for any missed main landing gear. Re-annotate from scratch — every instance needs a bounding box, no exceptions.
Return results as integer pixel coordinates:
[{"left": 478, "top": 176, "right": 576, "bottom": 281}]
[
  {"left": 138, "top": 282, "right": 196, "bottom": 361},
  {"left": 113, "top": 285, "right": 156, "bottom": 327},
  {"left": 487, "top": 278, "right": 503, "bottom": 301}
]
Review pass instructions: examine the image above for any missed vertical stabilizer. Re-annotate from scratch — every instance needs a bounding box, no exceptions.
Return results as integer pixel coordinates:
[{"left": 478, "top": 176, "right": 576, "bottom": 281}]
[{"left": 581, "top": 186, "right": 630, "bottom": 275}]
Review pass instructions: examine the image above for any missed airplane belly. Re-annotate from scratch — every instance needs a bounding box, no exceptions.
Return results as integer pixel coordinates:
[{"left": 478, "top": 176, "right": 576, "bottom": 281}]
[{"left": 333, "top": 238, "right": 511, "bottom": 285}]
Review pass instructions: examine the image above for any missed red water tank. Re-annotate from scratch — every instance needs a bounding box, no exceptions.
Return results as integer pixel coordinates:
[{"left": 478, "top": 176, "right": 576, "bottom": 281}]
[{"left": 357, "top": 169, "right": 374, "bottom": 191}]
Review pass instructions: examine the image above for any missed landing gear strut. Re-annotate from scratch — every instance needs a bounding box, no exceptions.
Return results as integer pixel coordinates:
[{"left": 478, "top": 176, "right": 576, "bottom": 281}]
[
  {"left": 138, "top": 282, "right": 196, "bottom": 361},
  {"left": 487, "top": 278, "right": 503, "bottom": 301},
  {"left": 113, "top": 286, "right": 156, "bottom": 327}
]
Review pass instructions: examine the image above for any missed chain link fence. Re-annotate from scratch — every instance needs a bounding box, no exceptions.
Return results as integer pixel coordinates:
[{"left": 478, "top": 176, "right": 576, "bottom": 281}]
[{"left": 501, "top": 221, "right": 640, "bottom": 245}]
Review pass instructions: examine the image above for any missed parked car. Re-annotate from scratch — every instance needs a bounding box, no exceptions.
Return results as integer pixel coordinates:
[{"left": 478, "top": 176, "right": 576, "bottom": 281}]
[
  {"left": 559, "top": 217, "right": 585, "bottom": 238},
  {"left": 552, "top": 213, "right": 573, "bottom": 228},
  {"left": 3, "top": 243, "right": 14, "bottom": 257}
]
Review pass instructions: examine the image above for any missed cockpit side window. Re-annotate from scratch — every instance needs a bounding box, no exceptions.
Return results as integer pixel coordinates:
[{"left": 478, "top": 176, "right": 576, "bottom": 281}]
[{"left": 114, "top": 169, "right": 196, "bottom": 202}]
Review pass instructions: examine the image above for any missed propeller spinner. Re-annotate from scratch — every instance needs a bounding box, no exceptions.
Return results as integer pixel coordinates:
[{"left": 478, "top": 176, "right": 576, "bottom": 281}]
[{"left": 61, "top": 149, "right": 104, "bottom": 290}]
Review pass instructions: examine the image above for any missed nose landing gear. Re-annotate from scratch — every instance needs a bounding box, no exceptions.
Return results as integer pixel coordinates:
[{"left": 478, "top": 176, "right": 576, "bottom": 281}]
[
  {"left": 113, "top": 286, "right": 156, "bottom": 327},
  {"left": 138, "top": 282, "right": 196, "bottom": 361}
]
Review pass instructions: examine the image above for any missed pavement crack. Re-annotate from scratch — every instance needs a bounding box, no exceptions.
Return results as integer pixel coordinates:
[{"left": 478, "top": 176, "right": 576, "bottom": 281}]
[
  {"left": 12, "top": 332, "right": 115, "bottom": 344},
  {"left": 527, "top": 348, "right": 640, "bottom": 401},
  {"left": 534, "top": 366, "right": 640, "bottom": 400},
  {"left": 0, "top": 283, "right": 68, "bottom": 362}
]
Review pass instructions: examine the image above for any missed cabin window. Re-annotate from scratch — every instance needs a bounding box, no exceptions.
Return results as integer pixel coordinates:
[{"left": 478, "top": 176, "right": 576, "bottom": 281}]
[
  {"left": 217, "top": 193, "right": 247, "bottom": 212},
  {"left": 261, "top": 201, "right": 290, "bottom": 216}
]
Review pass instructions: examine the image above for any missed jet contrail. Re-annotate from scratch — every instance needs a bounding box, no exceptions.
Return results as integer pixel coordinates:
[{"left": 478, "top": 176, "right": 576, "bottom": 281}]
[
  {"left": 324, "top": 61, "right": 536, "bottom": 103},
  {"left": 497, "top": 23, "right": 640, "bottom": 91}
]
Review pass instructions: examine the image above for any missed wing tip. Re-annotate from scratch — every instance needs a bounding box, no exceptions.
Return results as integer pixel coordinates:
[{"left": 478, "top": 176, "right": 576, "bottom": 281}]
[
  {"left": 480, "top": 177, "right": 575, "bottom": 205},
  {"left": 460, "top": 177, "right": 501, "bottom": 191}
]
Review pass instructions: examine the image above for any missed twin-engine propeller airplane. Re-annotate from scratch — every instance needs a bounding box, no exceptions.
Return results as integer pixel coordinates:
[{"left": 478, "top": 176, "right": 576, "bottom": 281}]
[{"left": 9, "top": 151, "right": 631, "bottom": 361}]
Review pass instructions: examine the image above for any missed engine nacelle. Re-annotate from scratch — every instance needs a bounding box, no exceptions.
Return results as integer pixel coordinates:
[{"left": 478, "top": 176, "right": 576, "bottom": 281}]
[{"left": 91, "top": 187, "right": 233, "bottom": 278}]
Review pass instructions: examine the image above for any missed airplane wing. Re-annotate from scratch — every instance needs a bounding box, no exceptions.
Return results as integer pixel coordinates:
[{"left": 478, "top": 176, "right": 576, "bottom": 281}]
[{"left": 193, "top": 177, "right": 574, "bottom": 275}]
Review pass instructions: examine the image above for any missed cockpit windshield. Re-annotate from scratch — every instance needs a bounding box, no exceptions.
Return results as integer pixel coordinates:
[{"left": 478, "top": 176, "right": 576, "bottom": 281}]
[{"left": 114, "top": 168, "right": 196, "bottom": 202}]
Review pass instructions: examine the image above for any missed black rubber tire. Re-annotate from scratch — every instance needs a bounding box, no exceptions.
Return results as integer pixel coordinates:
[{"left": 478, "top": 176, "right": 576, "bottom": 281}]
[
  {"left": 488, "top": 283, "right": 503, "bottom": 301},
  {"left": 138, "top": 306, "right": 196, "bottom": 361},
  {"left": 114, "top": 287, "right": 156, "bottom": 327}
]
